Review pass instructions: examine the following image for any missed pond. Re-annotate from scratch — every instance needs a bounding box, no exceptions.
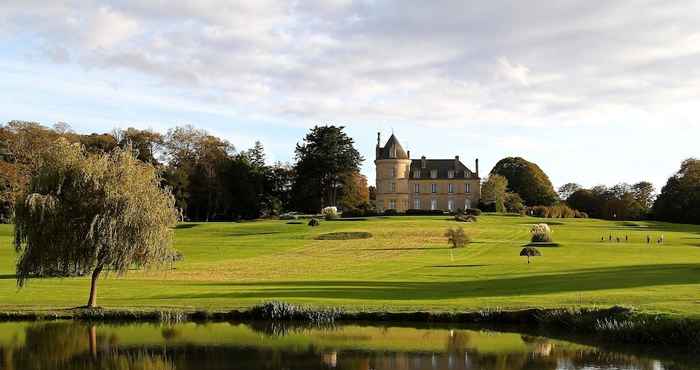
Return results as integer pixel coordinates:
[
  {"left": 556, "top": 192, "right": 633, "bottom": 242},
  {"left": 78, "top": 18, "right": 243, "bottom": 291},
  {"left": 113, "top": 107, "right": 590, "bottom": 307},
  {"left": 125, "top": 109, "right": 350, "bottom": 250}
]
[{"left": 0, "top": 321, "right": 696, "bottom": 370}]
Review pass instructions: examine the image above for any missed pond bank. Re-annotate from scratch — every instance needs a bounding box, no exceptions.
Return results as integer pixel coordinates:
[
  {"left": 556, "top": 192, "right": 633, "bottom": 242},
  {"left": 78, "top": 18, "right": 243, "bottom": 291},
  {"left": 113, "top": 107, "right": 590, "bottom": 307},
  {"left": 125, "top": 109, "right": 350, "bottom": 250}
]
[{"left": 1, "top": 303, "right": 699, "bottom": 349}]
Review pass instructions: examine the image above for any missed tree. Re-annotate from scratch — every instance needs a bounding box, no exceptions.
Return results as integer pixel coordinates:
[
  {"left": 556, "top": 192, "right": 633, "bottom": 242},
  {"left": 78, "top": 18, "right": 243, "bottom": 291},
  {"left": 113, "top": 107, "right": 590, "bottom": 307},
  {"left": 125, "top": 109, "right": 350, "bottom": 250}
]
[
  {"left": 292, "top": 126, "right": 363, "bottom": 212},
  {"left": 520, "top": 247, "right": 541, "bottom": 264},
  {"left": 632, "top": 181, "right": 656, "bottom": 211},
  {"left": 490, "top": 157, "right": 558, "bottom": 206},
  {"left": 115, "top": 127, "right": 164, "bottom": 165},
  {"left": 558, "top": 183, "right": 582, "bottom": 201},
  {"left": 13, "top": 139, "right": 178, "bottom": 308},
  {"left": 566, "top": 189, "right": 599, "bottom": 217},
  {"left": 445, "top": 227, "right": 469, "bottom": 248},
  {"left": 504, "top": 192, "right": 525, "bottom": 213},
  {"left": 481, "top": 174, "right": 508, "bottom": 212},
  {"left": 338, "top": 171, "right": 370, "bottom": 210},
  {"left": 653, "top": 158, "right": 700, "bottom": 224}
]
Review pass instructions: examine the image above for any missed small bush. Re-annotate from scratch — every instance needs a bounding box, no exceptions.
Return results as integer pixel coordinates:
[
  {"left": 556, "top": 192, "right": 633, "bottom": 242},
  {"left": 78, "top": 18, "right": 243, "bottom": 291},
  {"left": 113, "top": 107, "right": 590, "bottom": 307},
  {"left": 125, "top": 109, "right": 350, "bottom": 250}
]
[
  {"left": 308, "top": 218, "right": 320, "bottom": 226},
  {"left": 530, "top": 223, "right": 553, "bottom": 243},
  {"left": 455, "top": 214, "right": 477, "bottom": 222},
  {"left": 342, "top": 208, "right": 379, "bottom": 218},
  {"left": 322, "top": 207, "right": 338, "bottom": 220},
  {"left": 445, "top": 227, "right": 470, "bottom": 248}
]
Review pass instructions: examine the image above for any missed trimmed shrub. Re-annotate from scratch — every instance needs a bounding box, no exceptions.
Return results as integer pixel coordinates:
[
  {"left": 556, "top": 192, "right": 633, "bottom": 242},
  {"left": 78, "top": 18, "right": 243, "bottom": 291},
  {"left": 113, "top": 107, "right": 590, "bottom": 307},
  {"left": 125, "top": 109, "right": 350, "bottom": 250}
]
[
  {"left": 530, "top": 223, "right": 553, "bottom": 243},
  {"left": 341, "top": 208, "right": 379, "bottom": 218},
  {"left": 321, "top": 206, "right": 338, "bottom": 220},
  {"left": 383, "top": 209, "right": 398, "bottom": 216},
  {"left": 308, "top": 218, "right": 320, "bottom": 226}
]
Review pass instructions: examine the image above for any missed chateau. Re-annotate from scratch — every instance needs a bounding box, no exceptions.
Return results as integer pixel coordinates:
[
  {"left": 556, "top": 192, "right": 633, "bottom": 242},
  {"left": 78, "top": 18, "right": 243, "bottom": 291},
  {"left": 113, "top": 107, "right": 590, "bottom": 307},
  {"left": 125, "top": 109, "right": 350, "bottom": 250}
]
[{"left": 374, "top": 133, "right": 481, "bottom": 212}]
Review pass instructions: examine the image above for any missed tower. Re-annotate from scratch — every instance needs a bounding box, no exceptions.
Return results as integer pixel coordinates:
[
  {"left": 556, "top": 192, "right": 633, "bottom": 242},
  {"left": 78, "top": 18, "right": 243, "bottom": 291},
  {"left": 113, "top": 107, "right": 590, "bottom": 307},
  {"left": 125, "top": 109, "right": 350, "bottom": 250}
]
[{"left": 374, "top": 133, "right": 412, "bottom": 212}]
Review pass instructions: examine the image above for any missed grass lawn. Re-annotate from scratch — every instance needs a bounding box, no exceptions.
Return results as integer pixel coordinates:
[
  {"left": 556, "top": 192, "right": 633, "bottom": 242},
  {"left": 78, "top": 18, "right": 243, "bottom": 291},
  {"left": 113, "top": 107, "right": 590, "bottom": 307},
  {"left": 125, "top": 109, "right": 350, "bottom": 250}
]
[{"left": 1, "top": 215, "right": 700, "bottom": 316}]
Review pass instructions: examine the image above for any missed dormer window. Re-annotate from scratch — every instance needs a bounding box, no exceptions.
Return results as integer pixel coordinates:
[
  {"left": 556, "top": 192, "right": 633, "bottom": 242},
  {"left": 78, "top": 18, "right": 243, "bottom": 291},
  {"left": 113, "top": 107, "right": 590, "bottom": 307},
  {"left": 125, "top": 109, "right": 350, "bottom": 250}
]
[
  {"left": 448, "top": 170, "right": 454, "bottom": 178},
  {"left": 390, "top": 146, "right": 396, "bottom": 157},
  {"left": 430, "top": 169, "right": 438, "bottom": 179},
  {"left": 413, "top": 170, "right": 421, "bottom": 178}
]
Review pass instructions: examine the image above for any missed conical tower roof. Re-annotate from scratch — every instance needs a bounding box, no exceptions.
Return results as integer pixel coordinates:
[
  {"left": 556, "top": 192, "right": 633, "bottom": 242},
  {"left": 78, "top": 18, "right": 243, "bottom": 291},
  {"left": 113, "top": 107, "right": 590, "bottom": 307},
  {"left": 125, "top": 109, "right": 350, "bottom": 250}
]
[{"left": 377, "top": 134, "right": 409, "bottom": 159}]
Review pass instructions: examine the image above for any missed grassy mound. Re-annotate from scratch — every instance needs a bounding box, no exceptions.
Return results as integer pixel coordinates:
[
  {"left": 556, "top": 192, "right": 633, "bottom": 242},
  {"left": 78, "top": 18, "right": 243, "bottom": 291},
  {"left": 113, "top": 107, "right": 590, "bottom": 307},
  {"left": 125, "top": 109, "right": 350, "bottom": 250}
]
[{"left": 316, "top": 231, "right": 373, "bottom": 240}]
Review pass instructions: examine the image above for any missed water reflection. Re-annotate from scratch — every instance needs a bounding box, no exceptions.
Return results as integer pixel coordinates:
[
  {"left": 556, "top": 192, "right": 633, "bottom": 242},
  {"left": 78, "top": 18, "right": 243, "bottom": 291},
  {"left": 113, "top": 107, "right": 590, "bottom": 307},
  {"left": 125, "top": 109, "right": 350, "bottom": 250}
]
[{"left": 0, "top": 321, "right": 695, "bottom": 370}]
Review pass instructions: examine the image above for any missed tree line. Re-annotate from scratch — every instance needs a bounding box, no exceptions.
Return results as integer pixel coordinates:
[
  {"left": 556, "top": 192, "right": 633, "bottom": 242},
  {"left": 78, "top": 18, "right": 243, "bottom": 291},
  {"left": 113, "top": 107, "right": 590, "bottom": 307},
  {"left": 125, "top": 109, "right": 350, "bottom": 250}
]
[
  {"left": 0, "top": 121, "right": 368, "bottom": 222},
  {"left": 478, "top": 156, "right": 699, "bottom": 224}
]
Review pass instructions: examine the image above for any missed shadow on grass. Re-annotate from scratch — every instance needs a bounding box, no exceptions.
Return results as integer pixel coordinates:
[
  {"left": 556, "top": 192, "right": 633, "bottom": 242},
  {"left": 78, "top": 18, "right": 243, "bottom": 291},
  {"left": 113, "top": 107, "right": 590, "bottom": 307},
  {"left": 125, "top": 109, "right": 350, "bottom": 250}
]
[
  {"left": 358, "top": 247, "right": 452, "bottom": 251},
  {"left": 175, "top": 224, "right": 199, "bottom": 229},
  {"left": 429, "top": 264, "right": 486, "bottom": 268},
  {"left": 155, "top": 263, "right": 700, "bottom": 301},
  {"left": 227, "top": 231, "right": 281, "bottom": 237},
  {"left": 0, "top": 274, "right": 15, "bottom": 280}
]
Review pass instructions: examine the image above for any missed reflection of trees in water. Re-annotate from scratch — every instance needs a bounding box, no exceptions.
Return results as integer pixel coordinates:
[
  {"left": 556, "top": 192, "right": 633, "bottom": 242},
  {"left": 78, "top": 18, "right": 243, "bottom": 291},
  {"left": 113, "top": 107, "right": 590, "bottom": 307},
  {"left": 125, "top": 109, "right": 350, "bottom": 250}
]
[
  {"left": 7, "top": 323, "right": 174, "bottom": 370},
  {"left": 0, "top": 322, "right": 693, "bottom": 370}
]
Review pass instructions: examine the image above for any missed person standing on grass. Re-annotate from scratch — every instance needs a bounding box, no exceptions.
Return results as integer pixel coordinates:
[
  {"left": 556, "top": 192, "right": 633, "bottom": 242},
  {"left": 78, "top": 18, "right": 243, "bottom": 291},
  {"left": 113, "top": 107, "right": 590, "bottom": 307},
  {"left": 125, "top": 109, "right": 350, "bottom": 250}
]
[{"left": 647, "top": 235, "right": 651, "bottom": 244}]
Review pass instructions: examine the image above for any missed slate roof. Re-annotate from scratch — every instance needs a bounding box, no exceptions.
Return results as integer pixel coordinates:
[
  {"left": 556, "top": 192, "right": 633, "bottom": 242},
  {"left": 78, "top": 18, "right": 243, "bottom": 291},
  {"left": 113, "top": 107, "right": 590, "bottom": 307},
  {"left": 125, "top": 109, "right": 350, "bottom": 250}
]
[
  {"left": 376, "top": 134, "right": 409, "bottom": 160},
  {"left": 410, "top": 159, "right": 478, "bottom": 180}
]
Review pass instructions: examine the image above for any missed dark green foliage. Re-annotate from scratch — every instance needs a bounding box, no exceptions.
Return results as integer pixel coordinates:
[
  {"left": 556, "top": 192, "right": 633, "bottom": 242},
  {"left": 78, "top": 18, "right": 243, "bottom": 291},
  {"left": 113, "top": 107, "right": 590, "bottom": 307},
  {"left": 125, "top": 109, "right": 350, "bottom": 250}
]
[
  {"left": 249, "top": 301, "right": 341, "bottom": 324},
  {"left": 291, "top": 126, "right": 363, "bottom": 212},
  {"left": 316, "top": 232, "right": 372, "bottom": 240},
  {"left": 383, "top": 209, "right": 399, "bottom": 216},
  {"left": 526, "top": 204, "right": 587, "bottom": 218},
  {"left": 653, "top": 159, "right": 700, "bottom": 224},
  {"left": 341, "top": 204, "right": 379, "bottom": 218},
  {"left": 490, "top": 157, "right": 558, "bottom": 206},
  {"left": 308, "top": 218, "right": 320, "bottom": 226},
  {"left": 566, "top": 182, "right": 653, "bottom": 220},
  {"left": 504, "top": 192, "right": 525, "bottom": 213},
  {"left": 463, "top": 208, "right": 482, "bottom": 216},
  {"left": 520, "top": 246, "right": 541, "bottom": 263}
]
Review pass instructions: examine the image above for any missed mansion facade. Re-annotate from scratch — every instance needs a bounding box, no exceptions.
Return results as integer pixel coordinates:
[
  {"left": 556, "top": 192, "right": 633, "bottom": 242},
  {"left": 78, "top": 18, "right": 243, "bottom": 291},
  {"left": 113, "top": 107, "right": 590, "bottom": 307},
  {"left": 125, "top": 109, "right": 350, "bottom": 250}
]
[{"left": 374, "top": 133, "right": 481, "bottom": 212}]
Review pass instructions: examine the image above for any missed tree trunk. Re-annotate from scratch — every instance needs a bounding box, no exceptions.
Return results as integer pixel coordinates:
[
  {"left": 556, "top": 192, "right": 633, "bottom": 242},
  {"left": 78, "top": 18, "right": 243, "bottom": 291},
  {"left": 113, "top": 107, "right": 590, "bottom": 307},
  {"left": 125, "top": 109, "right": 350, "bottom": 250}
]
[{"left": 87, "top": 266, "right": 103, "bottom": 308}]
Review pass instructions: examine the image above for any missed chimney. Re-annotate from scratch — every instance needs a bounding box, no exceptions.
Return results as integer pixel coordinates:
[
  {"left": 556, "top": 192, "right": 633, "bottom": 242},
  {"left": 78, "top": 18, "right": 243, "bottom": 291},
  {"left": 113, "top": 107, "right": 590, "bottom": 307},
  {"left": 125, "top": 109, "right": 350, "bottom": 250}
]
[
  {"left": 421, "top": 156, "right": 426, "bottom": 168},
  {"left": 407, "top": 150, "right": 411, "bottom": 159},
  {"left": 376, "top": 132, "right": 381, "bottom": 146},
  {"left": 454, "top": 155, "right": 459, "bottom": 168},
  {"left": 475, "top": 158, "right": 480, "bottom": 177}
]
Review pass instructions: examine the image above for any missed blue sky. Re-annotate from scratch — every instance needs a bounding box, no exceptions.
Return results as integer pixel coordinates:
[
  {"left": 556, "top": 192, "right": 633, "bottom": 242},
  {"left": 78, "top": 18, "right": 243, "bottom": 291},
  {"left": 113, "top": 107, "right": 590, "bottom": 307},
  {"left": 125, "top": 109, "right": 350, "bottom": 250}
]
[{"left": 1, "top": 1, "right": 699, "bottom": 191}]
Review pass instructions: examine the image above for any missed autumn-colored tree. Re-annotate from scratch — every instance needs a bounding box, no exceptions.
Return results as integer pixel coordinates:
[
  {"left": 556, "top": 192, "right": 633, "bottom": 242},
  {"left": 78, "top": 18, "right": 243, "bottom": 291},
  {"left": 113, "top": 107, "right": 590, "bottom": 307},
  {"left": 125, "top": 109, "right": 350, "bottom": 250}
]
[
  {"left": 338, "top": 171, "right": 369, "bottom": 210},
  {"left": 481, "top": 174, "right": 508, "bottom": 212},
  {"left": 14, "top": 139, "right": 178, "bottom": 308}
]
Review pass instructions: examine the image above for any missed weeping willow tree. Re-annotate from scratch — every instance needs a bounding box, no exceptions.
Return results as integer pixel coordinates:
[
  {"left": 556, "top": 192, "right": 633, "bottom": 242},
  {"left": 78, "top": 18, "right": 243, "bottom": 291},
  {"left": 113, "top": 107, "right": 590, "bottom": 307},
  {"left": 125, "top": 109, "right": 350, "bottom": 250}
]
[{"left": 13, "top": 139, "right": 178, "bottom": 308}]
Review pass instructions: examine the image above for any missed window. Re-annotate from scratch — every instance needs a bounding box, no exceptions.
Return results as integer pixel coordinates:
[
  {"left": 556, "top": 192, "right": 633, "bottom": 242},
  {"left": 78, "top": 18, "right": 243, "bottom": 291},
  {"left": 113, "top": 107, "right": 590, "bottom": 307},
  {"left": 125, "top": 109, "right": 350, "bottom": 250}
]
[
  {"left": 448, "top": 183, "right": 454, "bottom": 193},
  {"left": 465, "top": 199, "right": 472, "bottom": 209},
  {"left": 430, "top": 169, "right": 438, "bottom": 179},
  {"left": 390, "top": 182, "right": 396, "bottom": 192},
  {"left": 448, "top": 199, "right": 454, "bottom": 211},
  {"left": 414, "top": 183, "right": 420, "bottom": 193},
  {"left": 430, "top": 199, "right": 438, "bottom": 210},
  {"left": 431, "top": 183, "right": 437, "bottom": 193},
  {"left": 414, "top": 198, "right": 421, "bottom": 209},
  {"left": 413, "top": 170, "right": 421, "bottom": 178},
  {"left": 465, "top": 183, "right": 471, "bottom": 193},
  {"left": 389, "top": 199, "right": 397, "bottom": 209},
  {"left": 448, "top": 170, "right": 454, "bottom": 178},
  {"left": 389, "top": 167, "right": 395, "bottom": 177}
]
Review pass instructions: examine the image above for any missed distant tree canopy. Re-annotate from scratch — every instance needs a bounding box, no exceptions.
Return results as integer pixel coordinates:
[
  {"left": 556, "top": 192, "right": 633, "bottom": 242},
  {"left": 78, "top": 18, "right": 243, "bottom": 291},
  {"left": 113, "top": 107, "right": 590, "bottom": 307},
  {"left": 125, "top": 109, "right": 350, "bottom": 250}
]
[
  {"left": 13, "top": 139, "right": 178, "bottom": 307},
  {"left": 653, "top": 158, "right": 700, "bottom": 224},
  {"left": 292, "top": 125, "right": 363, "bottom": 213},
  {"left": 490, "top": 157, "right": 558, "bottom": 206},
  {"left": 565, "top": 181, "right": 655, "bottom": 220},
  {"left": 557, "top": 183, "right": 582, "bottom": 201}
]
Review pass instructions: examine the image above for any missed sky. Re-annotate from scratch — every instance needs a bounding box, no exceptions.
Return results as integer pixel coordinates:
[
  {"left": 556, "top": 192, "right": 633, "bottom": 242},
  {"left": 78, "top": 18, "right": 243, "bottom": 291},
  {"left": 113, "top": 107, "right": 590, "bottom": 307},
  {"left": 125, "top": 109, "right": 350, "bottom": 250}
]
[{"left": 1, "top": 1, "right": 699, "bottom": 191}]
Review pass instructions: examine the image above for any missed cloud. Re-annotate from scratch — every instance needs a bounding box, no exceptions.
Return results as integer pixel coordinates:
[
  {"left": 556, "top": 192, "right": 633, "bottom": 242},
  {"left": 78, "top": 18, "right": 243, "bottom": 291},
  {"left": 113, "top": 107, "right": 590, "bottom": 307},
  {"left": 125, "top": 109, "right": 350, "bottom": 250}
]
[{"left": 0, "top": 0, "right": 699, "bottom": 131}]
